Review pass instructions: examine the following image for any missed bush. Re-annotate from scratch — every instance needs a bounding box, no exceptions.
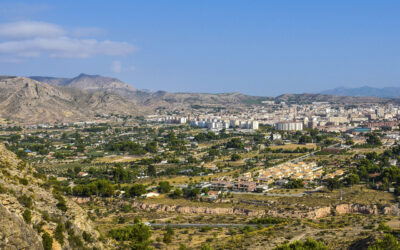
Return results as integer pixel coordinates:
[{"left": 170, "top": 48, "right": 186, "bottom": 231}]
[
  {"left": 42, "top": 232, "right": 53, "bottom": 250},
  {"left": 274, "top": 237, "right": 326, "bottom": 250},
  {"left": 0, "top": 183, "right": 6, "bottom": 193},
  {"left": 377, "top": 222, "right": 391, "bottom": 232},
  {"left": 54, "top": 223, "right": 65, "bottom": 245},
  {"left": 55, "top": 195, "right": 68, "bottom": 212},
  {"left": 18, "top": 194, "right": 33, "bottom": 209},
  {"left": 249, "top": 216, "right": 286, "bottom": 225},
  {"left": 369, "top": 234, "right": 400, "bottom": 249},
  {"left": 231, "top": 154, "right": 242, "bottom": 161},
  {"left": 22, "top": 209, "right": 32, "bottom": 224},
  {"left": 68, "top": 234, "right": 84, "bottom": 248},
  {"left": 19, "top": 178, "right": 28, "bottom": 185},
  {"left": 157, "top": 181, "right": 171, "bottom": 194},
  {"left": 126, "top": 184, "right": 146, "bottom": 197},
  {"left": 82, "top": 231, "right": 93, "bottom": 243}
]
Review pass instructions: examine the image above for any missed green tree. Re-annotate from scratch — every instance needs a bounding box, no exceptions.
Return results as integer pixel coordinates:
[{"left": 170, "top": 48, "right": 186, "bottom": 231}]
[
  {"left": 366, "top": 133, "right": 382, "bottom": 146},
  {"left": 299, "top": 135, "right": 312, "bottom": 144},
  {"left": 109, "top": 222, "right": 152, "bottom": 250},
  {"left": 346, "top": 173, "right": 360, "bottom": 186},
  {"left": 368, "top": 234, "right": 400, "bottom": 250},
  {"left": 231, "top": 153, "right": 242, "bottom": 161},
  {"left": 200, "top": 244, "right": 214, "bottom": 250},
  {"left": 284, "top": 179, "right": 304, "bottom": 189},
  {"left": 170, "top": 188, "right": 183, "bottom": 199},
  {"left": 226, "top": 138, "right": 244, "bottom": 149},
  {"left": 345, "top": 138, "right": 355, "bottom": 146},
  {"left": 145, "top": 141, "right": 158, "bottom": 153},
  {"left": 147, "top": 165, "right": 157, "bottom": 177},
  {"left": 163, "top": 226, "right": 174, "bottom": 244},
  {"left": 157, "top": 181, "right": 171, "bottom": 194},
  {"left": 274, "top": 237, "right": 327, "bottom": 250},
  {"left": 326, "top": 177, "right": 341, "bottom": 192},
  {"left": 127, "top": 184, "right": 147, "bottom": 197}
]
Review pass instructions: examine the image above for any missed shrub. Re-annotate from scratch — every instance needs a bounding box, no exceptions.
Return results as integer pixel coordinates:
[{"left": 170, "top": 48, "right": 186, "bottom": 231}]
[
  {"left": 68, "top": 234, "right": 84, "bottom": 248},
  {"left": 82, "top": 231, "right": 93, "bottom": 243},
  {"left": 369, "top": 234, "right": 400, "bottom": 249},
  {"left": 18, "top": 194, "right": 33, "bottom": 209},
  {"left": 22, "top": 209, "right": 32, "bottom": 224},
  {"left": 54, "top": 223, "right": 65, "bottom": 245},
  {"left": 274, "top": 237, "right": 326, "bottom": 250},
  {"left": 0, "top": 183, "right": 6, "bottom": 193},
  {"left": 42, "top": 232, "right": 53, "bottom": 250},
  {"left": 19, "top": 178, "right": 28, "bottom": 185}
]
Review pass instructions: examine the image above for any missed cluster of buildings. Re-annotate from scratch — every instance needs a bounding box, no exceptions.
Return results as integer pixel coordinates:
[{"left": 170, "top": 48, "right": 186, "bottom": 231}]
[
  {"left": 256, "top": 162, "right": 323, "bottom": 183},
  {"left": 270, "top": 103, "right": 400, "bottom": 132},
  {"left": 148, "top": 101, "right": 400, "bottom": 133},
  {"left": 210, "top": 176, "right": 258, "bottom": 192},
  {"left": 208, "top": 161, "right": 328, "bottom": 193},
  {"left": 155, "top": 116, "right": 187, "bottom": 124},
  {"left": 274, "top": 121, "right": 303, "bottom": 131},
  {"left": 190, "top": 118, "right": 259, "bottom": 131},
  {"left": 148, "top": 114, "right": 259, "bottom": 131}
]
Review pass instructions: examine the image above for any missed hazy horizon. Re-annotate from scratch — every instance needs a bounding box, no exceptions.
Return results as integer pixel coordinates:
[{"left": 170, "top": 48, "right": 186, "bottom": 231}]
[{"left": 1, "top": 1, "right": 400, "bottom": 96}]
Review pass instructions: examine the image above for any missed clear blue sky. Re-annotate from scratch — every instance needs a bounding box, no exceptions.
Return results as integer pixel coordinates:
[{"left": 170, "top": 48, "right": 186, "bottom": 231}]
[{"left": 0, "top": 1, "right": 399, "bottom": 96}]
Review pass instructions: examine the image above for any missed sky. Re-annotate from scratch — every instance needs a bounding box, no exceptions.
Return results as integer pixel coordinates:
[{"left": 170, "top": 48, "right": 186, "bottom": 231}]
[{"left": 0, "top": 1, "right": 399, "bottom": 96}]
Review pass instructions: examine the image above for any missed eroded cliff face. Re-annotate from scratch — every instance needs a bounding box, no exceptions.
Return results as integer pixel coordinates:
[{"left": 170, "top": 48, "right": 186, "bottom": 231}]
[
  {"left": 0, "top": 144, "right": 106, "bottom": 249},
  {"left": 132, "top": 201, "right": 397, "bottom": 220},
  {"left": 335, "top": 203, "right": 398, "bottom": 216},
  {"left": 0, "top": 204, "right": 43, "bottom": 250},
  {"left": 132, "top": 201, "right": 332, "bottom": 219},
  {"left": 335, "top": 204, "right": 379, "bottom": 215}
]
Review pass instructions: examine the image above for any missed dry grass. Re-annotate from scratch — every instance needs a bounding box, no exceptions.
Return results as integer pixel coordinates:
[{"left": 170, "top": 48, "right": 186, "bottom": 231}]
[
  {"left": 270, "top": 143, "right": 317, "bottom": 150},
  {"left": 94, "top": 155, "right": 145, "bottom": 163}
]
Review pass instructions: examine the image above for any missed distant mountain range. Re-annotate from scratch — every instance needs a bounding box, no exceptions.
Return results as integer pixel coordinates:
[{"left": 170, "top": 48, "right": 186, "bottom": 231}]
[
  {"left": 30, "top": 73, "right": 137, "bottom": 99},
  {"left": 0, "top": 74, "right": 398, "bottom": 124},
  {"left": 320, "top": 86, "right": 400, "bottom": 98},
  {"left": 0, "top": 74, "right": 267, "bottom": 123}
]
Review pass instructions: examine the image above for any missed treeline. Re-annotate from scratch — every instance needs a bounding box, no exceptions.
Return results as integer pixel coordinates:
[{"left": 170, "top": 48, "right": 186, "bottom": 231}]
[
  {"left": 72, "top": 179, "right": 114, "bottom": 197},
  {"left": 194, "top": 131, "right": 230, "bottom": 142},
  {"left": 82, "top": 126, "right": 109, "bottom": 133},
  {"left": 105, "top": 140, "right": 157, "bottom": 155},
  {"left": 108, "top": 220, "right": 152, "bottom": 249},
  {"left": 353, "top": 133, "right": 382, "bottom": 148},
  {"left": 346, "top": 145, "right": 400, "bottom": 193},
  {"left": 262, "top": 147, "right": 313, "bottom": 154}
]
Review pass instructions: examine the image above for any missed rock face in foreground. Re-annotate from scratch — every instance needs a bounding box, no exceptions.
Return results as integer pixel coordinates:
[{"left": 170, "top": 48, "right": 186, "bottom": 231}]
[
  {"left": 0, "top": 144, "right": 107, "bottom": 249},
  {"left": 0, "top": 204, "right": 43, "bottom": 250}
]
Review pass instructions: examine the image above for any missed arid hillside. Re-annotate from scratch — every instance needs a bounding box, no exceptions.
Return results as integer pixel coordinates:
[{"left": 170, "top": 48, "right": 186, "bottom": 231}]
[
  {"left": 0, "top": 143, "right": 109, "bottom": 249},
  {"left": 0, "top": 76, "right": 144, "bottom": 123}
]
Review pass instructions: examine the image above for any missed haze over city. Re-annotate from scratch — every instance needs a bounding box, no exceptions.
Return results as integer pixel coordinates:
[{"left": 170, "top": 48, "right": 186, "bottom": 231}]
[{"left": 1, "top": 1, "right": 400, "bottom": 96}]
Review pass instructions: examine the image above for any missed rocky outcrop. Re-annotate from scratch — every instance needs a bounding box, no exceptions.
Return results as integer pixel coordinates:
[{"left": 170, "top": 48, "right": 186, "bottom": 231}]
[
  {"left": 0, "top": 204, "right": 43, "bottom": 250},
  {"left": 336, "top": 204, "right": 379, "bottom": 215},
  {"left": 0, "top": 144, "right": 107, "bottom": 249},
  {"left": 133, "top": 201, "right": 266, "bottom": 217},
  {"left": 132, "top": 202, "right": 331, "bottom": 219},
  {"left": 133, "top": 201, "right": 400, "bottom": 220},
  {"left": 266, "top": 206, "right": 331, "bottom": 219},
  {"left": 383, "top": 205, "right": 398, "bottom": 215}
]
